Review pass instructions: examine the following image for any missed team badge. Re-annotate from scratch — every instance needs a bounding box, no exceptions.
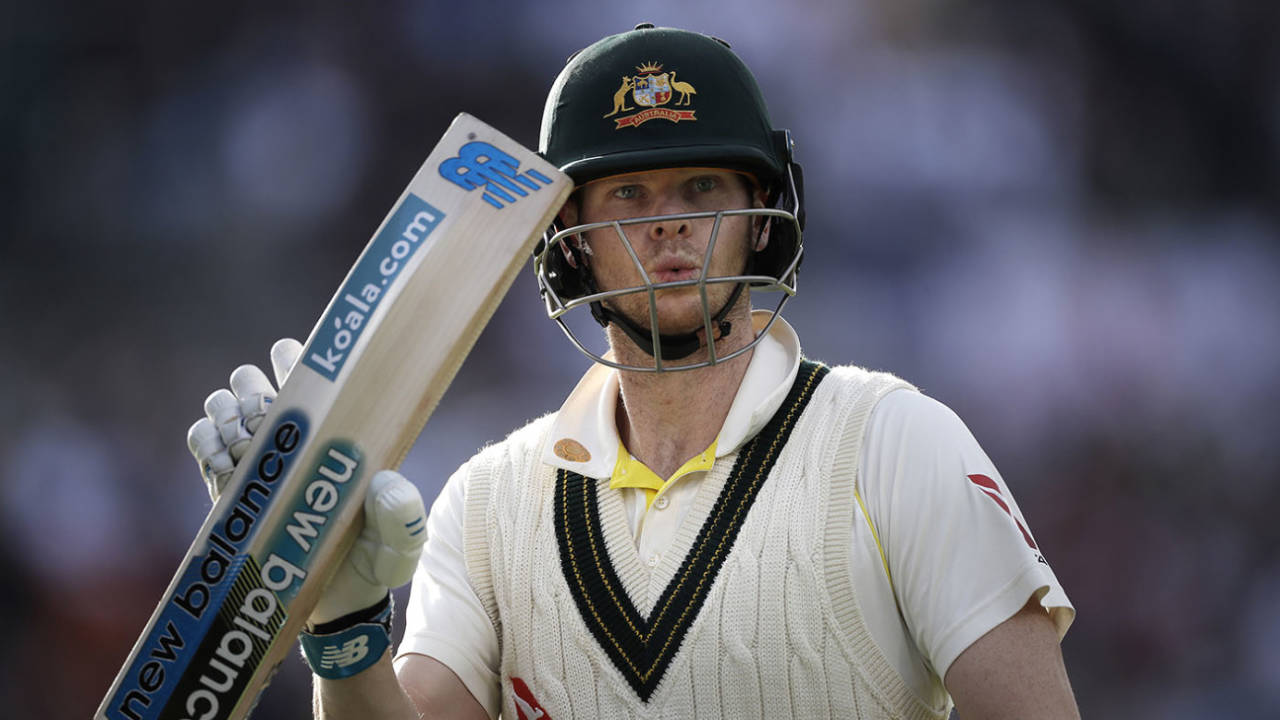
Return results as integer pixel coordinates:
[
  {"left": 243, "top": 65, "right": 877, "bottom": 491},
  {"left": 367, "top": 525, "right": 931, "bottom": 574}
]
[
  {"left": 553, "top": 438, "right": 591, "bottom": 463},
  {"left": 603, "top": 62, "right": 697, "bottom": 129}
]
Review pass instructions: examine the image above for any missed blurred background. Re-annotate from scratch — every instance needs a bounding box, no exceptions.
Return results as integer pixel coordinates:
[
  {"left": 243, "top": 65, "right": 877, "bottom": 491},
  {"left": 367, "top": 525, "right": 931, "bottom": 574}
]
[{"left": 3, "top": 1, "right": 1279, "bottom": 717}]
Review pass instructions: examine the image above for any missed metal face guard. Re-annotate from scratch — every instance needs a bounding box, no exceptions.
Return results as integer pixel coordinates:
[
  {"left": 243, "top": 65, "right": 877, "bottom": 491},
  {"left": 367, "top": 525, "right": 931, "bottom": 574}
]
[{"left": 535, "top": 205, "right": 802, "bottom": 372}]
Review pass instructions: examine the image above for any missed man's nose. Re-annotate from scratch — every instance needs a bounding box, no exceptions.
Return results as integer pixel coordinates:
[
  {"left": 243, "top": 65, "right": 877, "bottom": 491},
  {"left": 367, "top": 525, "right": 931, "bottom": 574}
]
[
  {"left": 647, "top": 194, "right": 693, "bottom": 240},
  {"left": 649, "top": 215, "right": 691, "bottom": 240}
]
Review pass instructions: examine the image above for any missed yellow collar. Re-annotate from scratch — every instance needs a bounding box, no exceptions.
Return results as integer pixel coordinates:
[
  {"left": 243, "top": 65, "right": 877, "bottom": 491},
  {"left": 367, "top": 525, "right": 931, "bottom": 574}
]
[{"left": 610, "top": 438, "right": 718, "bottom": 509}]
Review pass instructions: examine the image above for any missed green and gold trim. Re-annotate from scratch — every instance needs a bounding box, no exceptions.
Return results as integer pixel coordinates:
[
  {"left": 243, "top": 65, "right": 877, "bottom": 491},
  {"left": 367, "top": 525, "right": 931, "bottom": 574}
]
[{"left": 554, "top": 360, "right": 829, "bottom": 701}]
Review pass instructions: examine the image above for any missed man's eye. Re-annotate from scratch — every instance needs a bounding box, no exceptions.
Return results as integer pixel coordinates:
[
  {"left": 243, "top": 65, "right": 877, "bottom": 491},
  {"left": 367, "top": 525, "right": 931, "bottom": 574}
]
[
  {"left": 613, "top": 185, "right": 639, "bottom": 200},
  {"left": 693, "top": 176, "right": 718, "bottom": 192}
]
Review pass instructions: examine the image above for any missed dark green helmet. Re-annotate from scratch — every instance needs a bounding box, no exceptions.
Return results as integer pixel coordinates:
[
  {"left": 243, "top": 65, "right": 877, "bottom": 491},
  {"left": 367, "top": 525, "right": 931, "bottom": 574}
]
[
  {"left": 540, "top": 24, "right": 791, "bottom": 189},
  {"left": 534, "top": 25, "right": 805, "bottom": 372}
]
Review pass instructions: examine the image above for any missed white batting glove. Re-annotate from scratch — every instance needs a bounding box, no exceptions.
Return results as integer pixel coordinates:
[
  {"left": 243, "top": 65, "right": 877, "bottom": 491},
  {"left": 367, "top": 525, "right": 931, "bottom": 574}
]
[
  {"left": 311, "top": 469, "right": 426, "bottom": 624},
  {"left": 185, "top": 338, "right": 426, "bottom": 625},
  {"left": 187, "top": 338, "right": 302, "bottom": 499}
]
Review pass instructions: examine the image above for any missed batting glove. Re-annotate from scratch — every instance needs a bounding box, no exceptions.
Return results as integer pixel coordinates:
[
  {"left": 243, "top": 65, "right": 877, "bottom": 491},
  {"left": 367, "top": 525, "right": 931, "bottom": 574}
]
[{"left": 186, "top": 338, "right": 426, "bottom": 626}]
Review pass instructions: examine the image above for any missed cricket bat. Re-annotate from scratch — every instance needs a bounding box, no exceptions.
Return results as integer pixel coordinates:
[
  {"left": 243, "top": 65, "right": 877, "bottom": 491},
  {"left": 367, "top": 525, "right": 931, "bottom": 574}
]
[{"left": 97, "top": 113, "right": 572, "bottom": 720}]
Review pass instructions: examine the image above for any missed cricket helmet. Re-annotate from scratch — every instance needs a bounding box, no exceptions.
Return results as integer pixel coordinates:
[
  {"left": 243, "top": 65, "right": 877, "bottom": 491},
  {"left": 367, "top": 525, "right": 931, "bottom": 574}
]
[{"left": 534, "top": 24, "right": 805, "bottom": 372}]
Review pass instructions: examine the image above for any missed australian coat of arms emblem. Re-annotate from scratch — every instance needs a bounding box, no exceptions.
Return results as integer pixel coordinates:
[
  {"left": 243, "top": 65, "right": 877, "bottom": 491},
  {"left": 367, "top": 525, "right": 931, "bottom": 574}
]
[{"left": 604, "top": 62, "right": 697, "bottom": 129}]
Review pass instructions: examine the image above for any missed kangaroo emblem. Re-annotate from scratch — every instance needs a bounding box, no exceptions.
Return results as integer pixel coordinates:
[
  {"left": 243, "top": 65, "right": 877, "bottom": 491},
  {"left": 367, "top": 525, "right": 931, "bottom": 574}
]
[{"left": 603, "top": 76, "right": 635, "bottom": 118}]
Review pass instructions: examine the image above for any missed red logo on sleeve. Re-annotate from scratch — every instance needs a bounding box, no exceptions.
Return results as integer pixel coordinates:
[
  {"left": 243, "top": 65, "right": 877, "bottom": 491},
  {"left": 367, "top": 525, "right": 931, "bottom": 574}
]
[
  {"left": 967, "top": 474, "right": 1038, "bottom": 550},
  {"left": 511, "top": 677, "right": 552, "bottom": 720}
]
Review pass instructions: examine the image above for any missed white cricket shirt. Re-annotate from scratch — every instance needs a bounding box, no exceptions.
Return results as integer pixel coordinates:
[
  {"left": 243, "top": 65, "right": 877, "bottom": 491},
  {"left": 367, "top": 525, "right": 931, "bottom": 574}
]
[{"left": 398, "top": 312, "right": 1075, "bottom": 717}]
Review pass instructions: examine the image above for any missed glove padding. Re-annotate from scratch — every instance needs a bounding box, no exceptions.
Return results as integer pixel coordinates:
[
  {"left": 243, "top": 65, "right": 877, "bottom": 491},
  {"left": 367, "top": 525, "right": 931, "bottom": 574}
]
[
  {"left": 186, "top": 338, "right": 427, "bottom": 624},
  {"left": 312, "top": 469, "right": 425, "bottom": 624}
]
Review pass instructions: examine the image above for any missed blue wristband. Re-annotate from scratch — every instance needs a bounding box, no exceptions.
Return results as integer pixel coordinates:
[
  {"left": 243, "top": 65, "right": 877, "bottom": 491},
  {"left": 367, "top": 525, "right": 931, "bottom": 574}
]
[{"left": 299, "top": 595, "right": 393, "bottom": 679}]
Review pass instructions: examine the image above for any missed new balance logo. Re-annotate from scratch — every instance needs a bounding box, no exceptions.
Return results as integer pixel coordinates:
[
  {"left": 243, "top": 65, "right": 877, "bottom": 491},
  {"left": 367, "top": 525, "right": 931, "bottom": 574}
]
[
  {"left": 439, "top": 141, "right": 553, "bottom": 209},
  {"left": 320, "top": 635, "right": 369, "bottom": 670}
]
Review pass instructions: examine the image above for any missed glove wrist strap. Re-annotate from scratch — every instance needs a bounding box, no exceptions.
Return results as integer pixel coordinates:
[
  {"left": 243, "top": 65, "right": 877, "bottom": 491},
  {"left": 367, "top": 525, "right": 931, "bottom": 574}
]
[{"left": 299, "top": 594, "right": 393, "bottom": 679}]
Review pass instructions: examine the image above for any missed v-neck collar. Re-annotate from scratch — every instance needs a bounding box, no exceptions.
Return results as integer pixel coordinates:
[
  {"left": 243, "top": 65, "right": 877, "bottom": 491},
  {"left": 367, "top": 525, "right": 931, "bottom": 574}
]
[{"left": 552, "top": 360, "right": 830, "bottom": 701}]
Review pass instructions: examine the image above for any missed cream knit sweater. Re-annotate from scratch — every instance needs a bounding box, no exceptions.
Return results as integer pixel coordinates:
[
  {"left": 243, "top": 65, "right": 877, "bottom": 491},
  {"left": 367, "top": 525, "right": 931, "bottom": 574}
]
[{"left": 461, "top": 364, "right": 948, "bottom": 720}]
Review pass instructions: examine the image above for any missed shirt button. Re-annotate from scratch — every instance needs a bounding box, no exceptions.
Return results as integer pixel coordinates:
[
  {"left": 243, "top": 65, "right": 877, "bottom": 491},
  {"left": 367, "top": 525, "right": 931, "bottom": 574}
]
[
  {"left": 647, "top": 554, "right": 661, "bottom": 567},
  {"left": 654, "top": 496, "right": 670, "bottom": 510}
]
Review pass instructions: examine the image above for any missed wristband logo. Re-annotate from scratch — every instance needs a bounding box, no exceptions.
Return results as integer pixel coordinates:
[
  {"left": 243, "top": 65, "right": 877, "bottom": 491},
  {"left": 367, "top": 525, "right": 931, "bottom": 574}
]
[
  {"left": 438, "top": 141, "right": 554, "bottom": 209},
  {"left": 298, "top": 605, "right": 393, "bottom": 681},
  {"left": 320, "top": 636, "right": 370, "bottom": 671}
]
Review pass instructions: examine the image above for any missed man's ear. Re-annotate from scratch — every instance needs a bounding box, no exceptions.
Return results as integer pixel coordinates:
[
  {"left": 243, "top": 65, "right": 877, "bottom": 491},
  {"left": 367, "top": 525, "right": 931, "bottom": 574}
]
[
  {"left": 754, "top": 219, "right": 771, "bottom": 252},
  {"left": 554, "top": 192, "right": 589, "bottom": 269},
  {"left": 752, "top": 189, "right": 771, "bottom": 251},
  {"left": 558, "top": 194, "right": 580, "bottom": 226}
]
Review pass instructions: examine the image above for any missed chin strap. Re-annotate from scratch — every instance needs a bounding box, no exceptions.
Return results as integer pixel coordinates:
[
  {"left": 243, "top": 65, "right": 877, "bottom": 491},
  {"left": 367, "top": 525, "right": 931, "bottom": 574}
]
[{"left": 589, "top": 282, "right": 746, "bottom": 361}]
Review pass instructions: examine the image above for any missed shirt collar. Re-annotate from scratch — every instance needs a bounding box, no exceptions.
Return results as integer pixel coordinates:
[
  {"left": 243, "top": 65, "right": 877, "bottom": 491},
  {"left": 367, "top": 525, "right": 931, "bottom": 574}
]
[{"left": 542, "top": 311, "right": 802, "bottom": 478}]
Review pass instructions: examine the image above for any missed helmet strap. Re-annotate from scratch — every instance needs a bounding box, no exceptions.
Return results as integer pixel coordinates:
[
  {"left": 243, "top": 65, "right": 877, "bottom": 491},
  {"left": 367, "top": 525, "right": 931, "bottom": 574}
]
[{"left": 589, "top": 282, "right": 746, "bottom": 362}]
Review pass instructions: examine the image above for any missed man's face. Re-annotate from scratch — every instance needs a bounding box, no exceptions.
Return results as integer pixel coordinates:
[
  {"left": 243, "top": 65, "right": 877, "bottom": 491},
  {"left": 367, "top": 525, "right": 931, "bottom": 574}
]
[{"left": 560, "top": 167, "right": 766, "bottom": 335}]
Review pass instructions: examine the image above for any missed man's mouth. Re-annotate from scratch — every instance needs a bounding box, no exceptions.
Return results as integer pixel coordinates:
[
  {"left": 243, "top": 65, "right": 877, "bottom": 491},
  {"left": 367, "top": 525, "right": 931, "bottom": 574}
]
[
  {"left": 648, "top": 258, "right": 701, "bottom": 284},
  {"left": 650, "top": 268, "right": 700, "bottom": 283}
]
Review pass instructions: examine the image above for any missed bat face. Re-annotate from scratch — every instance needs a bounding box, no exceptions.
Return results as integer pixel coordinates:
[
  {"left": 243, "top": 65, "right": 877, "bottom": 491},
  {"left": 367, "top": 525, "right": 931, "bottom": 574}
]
[
  {"left": 303, "top": 195, "right": 447, "bottom": 382},
  {"left": 98, "top": 114, "right": 572, "bottom": 720}
]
